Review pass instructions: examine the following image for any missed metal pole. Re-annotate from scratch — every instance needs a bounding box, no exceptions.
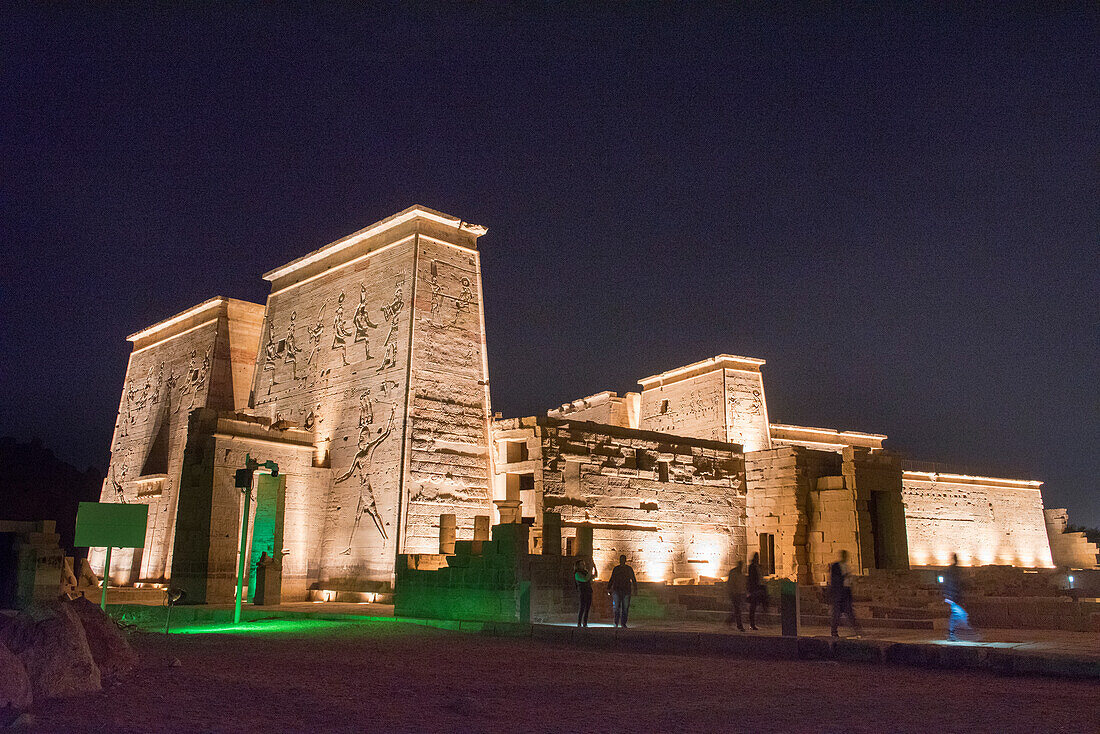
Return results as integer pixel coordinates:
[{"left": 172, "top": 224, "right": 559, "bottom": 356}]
[
  {"left": 234, "top": 478, "right": 253, "bottom": 625},
  {"left": 100, "top": 546, "right": 112, "bottom": 611}
]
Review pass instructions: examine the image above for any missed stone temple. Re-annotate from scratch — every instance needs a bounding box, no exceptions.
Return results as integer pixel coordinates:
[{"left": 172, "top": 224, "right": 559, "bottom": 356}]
[{"left": 91, "top": 205, "right": 1097, "bottom": 603}]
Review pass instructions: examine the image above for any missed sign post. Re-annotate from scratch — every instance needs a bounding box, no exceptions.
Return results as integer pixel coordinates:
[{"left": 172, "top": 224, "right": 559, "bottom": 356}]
[
  {"left": 233, "top": 455, "right": 278, "bottom": 624},
  {"left": 74, "top": 502, "right": 149, "bottom": 611}
]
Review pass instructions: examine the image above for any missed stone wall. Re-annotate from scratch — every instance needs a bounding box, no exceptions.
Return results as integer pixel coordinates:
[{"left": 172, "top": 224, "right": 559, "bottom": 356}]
[
  {"left": 638, "top": 367, "right": 726, "bottom": 441},
  {"left": 493, "top": 417, "right": 746, "bottom": 582},
  {"left": 1044, "top": 509, "right": 1099, "bottom": 569},
  {"left": 170, "top": 410, "right": 319, "bottom": 603},
  {"left": 637, "top": 356, "right": 772, "bottom": 452},
  {"left": 746, "top": 446, "right": 841, "bottom": 582},
  {"left": 93, "top": 297, "right": 263, "bottom": 584},
  {"left": 902, "top": 471, "right": 1054, "bottom": 568},
  {"left": 548, "top": 391, "right": 639, "bottom": 429}
]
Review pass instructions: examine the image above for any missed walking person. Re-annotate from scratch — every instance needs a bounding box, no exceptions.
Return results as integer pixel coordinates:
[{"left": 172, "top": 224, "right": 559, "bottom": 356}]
[
  {"left": 607, "top": 554, "right": 638, "bottom": 628},
  {"left": 725, "top": 560, "right": 746, "bottom": 631},
  {"left": 829, "top": 549, "right": 862, "bottom": 637},
  {"left": 942, "top": 553, "right": 973, "bottom": 641},
  {"left": 746, "top": 552, "right": 767, "bottom": 630},
  {"left": 573, "top": 558, "right": 597, "bottom": 628}
]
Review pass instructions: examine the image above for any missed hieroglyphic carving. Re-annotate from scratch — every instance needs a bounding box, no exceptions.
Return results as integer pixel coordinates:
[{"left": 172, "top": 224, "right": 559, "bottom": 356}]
[
  {"left": 283, "top": 311, "right": 302, "bottom": 380},
  {"left": 452, "top": 277, "right": 473, "bottom": 326},
  {"left": 377, "top": 280, "right": 403, "bottom": 372},
  {"left": 331, "top": 292, "right": 353, "bottom": 366},
  {"left": 334, "top": 390, "right": 396, "bottom": 548},
  {"left": 180, "top": 349, "right": 210, "bottom": 409},
  {"left": 306, "top": 303, "right": 326, "bottom": 365},
  {"left": 262, "top": 322, "right": 279, "bottom": 383},
  {"left": 352, "top": 284, "right": 379, "bottom": 360}
]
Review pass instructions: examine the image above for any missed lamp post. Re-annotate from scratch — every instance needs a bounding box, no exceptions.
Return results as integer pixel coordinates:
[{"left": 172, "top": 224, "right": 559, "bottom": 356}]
[
  {"left": 233, "top": 455, "right": 279, "bottom": 625},
  {"left": 100, "top": 546, "right": 112, "bottom": 611}
]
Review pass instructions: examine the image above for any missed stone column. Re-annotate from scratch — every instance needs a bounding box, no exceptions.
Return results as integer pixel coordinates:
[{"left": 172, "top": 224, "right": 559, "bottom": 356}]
[
  {"left": 494, "top": 499, "right": 522, "bottom": 525},
  {"left": 575, "top": 525, "right": 593, "bottom": 558},
  {"left": 542, "top": 511, "right": 562, "bottom": 556},
  {"left": 439, "top": 513, "right": 456, "bottom": 554},
  {"left": 473, "top": 515, "right": 491, "bottom": 541}
]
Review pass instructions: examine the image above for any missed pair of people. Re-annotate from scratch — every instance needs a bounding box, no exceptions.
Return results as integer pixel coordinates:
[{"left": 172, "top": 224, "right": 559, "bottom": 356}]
[
  {"left": 574, "top": 554, "right": 638, "bottom": 628},
  {"left": 726, "top": 553, "right": 768, "bottom": 631}
]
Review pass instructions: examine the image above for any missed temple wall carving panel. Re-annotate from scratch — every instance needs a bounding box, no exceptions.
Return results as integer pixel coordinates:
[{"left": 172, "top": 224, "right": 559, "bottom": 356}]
[{"left": 902, "top": 474, "right": 1054, "bottom": 568}]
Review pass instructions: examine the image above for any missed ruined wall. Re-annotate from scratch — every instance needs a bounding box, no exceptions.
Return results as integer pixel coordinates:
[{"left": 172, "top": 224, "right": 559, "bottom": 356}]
[
  {"left": 746, "top": 446, "right": 840, "bottom": 582},
  {"left": 840, "top": 448, "right": 909, "bottom": 573},
  {"left": 547, "top": 391, "right": 639, "bottom": 429},
  {"left": 533, "top": 418, "right": 746, "bottom": 582},
  {"left": 93, "top": 297, "right": 263, "bottom": 584},
  {"left": 1044, "top": 509, "right": 1099, "bottom": 569},
  {"left": 902, "top": 471, "right": 1054, "bottom": 568},
  {"left": 252, "top": 206, "right": 492, "bottom": 587}
]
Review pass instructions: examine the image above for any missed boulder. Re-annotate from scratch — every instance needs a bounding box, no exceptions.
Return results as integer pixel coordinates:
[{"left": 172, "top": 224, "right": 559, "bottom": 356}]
[
  {"left": 17, "top": 603, "right": 101, "bottom": 699},
  {"left": 0, "top": 612, "right": 34, "bottom": 654},
  {"left": 65, "top": 596, "right": 138, "bottom": 679},
  {"left": 0, "top": 641, "right": 32, "bottom": 712}
]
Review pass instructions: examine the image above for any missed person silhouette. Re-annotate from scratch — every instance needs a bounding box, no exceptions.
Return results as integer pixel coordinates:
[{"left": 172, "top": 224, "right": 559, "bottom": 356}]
[
  {"left": 607, "top": 554, "right": 638, "bottom": 628},
  {"left": 573, "top": 558, "right": 597, "bottom": 628}
]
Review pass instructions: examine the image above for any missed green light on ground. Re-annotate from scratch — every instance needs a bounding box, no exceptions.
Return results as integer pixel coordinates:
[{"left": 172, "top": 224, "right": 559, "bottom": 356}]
[{"left": 169, "top": 618, "right": 393, "bottom": 636}]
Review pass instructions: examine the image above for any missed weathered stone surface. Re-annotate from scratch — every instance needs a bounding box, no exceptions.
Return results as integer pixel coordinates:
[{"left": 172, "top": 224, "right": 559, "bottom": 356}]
[
  {"left": 0, "top": 641, "right": 32, "bottom": 712},
  {"left": 66, "top": 596, "right": 137, "bottom": 679},
  {"left": 17, "top": 604, "right": 101, "bottom": 699}
]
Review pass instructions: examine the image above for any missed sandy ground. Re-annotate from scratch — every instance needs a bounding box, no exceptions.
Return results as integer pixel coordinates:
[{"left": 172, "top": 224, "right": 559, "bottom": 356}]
[{"left": 23, "top": 619, "right": 1100, "bottom": 733}]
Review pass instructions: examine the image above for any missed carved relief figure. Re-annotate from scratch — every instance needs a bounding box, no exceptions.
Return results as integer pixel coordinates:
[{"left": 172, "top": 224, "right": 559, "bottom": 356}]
[
  {"left": 331, "top": 292, "right": 353, "bottom": 366},
  {"left": 377, "top": 281, "right": 404, "bottom": 372},
  {"left": 182, "top": 349, "right": 211, "bottom": 409},
  {"left": 262, "top": 323, "right": 279, "bottom": 383},
  {"left": 429, "top": 265, "right": 444, "bottom": 322},
  {"left": 306, "top": 302, "right": 326, "bottom": 365},
  {"left": 109, "top": 462, "right": 128, "bottom": 503},
  {"left": 283, "top": 311, "right": 302, "bottom": 380},
  {"left": 452, "top": 276, "right": 473, "bottom": 325},
  {"left": 334, "top": 392, "right": 396, "bottom": 549},
  {"left": 352, "top": 284, "right": 379, "bottom": 360}
]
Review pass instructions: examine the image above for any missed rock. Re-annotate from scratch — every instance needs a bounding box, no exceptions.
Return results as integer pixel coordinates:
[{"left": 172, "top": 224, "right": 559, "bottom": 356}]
[
  {"left": 168, "top": 657, "right": 181, "bottom": 668},
  {"left": 64, "top": 596, "right": 137, "bottom": 679},
  {"left": 0, "top": 614, "right": 33, "bottom": 655},
  {"left": 0, "top": 642, "right": 32, "bottom": 712},
  {"left": 17, "top": 603, "right": 101, "bottom": 699},
  {"left": 7, "top": 712, "right": 35, "bottom": 729}
]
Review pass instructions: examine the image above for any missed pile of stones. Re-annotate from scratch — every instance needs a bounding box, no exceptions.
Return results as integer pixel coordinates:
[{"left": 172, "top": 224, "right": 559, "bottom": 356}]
[{"left": 0, "top": 596, "right": 137, "bottom": 724}]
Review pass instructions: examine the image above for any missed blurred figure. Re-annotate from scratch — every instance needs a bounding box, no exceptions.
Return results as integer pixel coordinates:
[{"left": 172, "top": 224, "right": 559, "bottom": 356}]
[
  {"left": 747, "top": 552, "right": 767, "bottom": 630},
  {"left": 725, "top": 560, "right": 746, "bottom": 631},
  {"left": 573, "top": 557, "right": 597, "bottom": 628},
  {"left": 829, "top": 549, "right": 861, "bottom": 637},
  {"left": 607, "top": 554, "right": 638, "bottom": 628},
  {"left": 942, "top": 553, "right": 973, "bottom": 641}
]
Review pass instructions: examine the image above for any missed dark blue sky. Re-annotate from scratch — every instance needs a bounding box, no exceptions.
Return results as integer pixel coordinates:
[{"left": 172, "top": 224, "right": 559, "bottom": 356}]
[{"left": 2, "top": 6, "right": 1097, "bottom": 525}]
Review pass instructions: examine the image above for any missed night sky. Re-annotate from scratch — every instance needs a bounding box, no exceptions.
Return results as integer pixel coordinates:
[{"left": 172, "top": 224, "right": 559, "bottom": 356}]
[{"left": 2, "top": 6, "right": 1097, "bottom": 525}]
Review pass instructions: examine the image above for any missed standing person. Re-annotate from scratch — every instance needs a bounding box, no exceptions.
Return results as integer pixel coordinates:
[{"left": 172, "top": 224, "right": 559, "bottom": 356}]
[
  {"left": 829, "top": 549, "right": 861, "bottom": 637},
  {"left": 942, "top": 553, "right": 973, "bottom": 641},
  {"left": 725, "top": 560, "right": 746, "bottom": 631},
  {"left": 573, "top": 558, "right": 597, "bottom": 628},
  {"left": 746, "top": 553, "right": 767, "bottom": 631},
  {"left": 607, "top": 554, "right": 638, "bottom": 628}
]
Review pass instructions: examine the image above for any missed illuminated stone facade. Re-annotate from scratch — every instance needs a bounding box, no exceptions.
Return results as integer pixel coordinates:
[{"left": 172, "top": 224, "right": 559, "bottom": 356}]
[
  {"left": 492, "top": 417, "right": 745, "bottom": 582},
  {"left": 551, "top": 354, "right": 1058, "bottom": 577},
  {"left": 97, "top": 207, "right": 494, "bottom": 599},
  {"left": 97, "top": 206, "right": 1068, "bottom": 604}
]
